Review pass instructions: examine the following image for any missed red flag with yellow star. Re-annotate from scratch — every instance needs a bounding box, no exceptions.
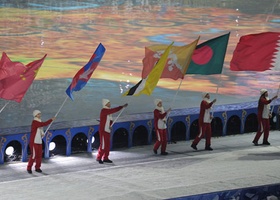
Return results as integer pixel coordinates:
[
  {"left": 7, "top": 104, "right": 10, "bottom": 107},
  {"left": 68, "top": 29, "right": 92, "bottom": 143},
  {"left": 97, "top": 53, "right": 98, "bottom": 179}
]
[
  {"left": 0, "top": 52, "right": 26, "bottom": 80},
  {"left": 0, "top": 54, "right": 46, "bottom": 102}
]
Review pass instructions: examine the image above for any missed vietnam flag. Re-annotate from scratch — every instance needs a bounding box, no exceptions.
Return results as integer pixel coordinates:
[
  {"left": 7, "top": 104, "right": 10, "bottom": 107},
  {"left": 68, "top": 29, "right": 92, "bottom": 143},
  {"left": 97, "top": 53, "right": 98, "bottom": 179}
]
[
  {"left": 0, "top": 54, "right": 47, "bottom": 103},
  {"left": 0, "top": 52, "right": 26, "bottom": 80},
  {"left": 142, "top": 38, "right": 199, "bottom": 80},
  {"left": 186, "top": 32, "right": 230, "bottom": 75},
  {"left": 230, "top": 32, "right": 280, "bottom": 71},
  {"left": 66, "top": 43, "right": 106, "bottom": 100}
]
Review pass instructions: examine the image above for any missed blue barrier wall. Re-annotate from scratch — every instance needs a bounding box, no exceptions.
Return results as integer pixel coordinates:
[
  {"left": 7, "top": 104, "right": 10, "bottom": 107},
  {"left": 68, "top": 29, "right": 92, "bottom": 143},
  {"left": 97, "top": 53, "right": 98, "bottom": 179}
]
[{"left": 1, "top": 102, "right": 280, "bottom": 164}]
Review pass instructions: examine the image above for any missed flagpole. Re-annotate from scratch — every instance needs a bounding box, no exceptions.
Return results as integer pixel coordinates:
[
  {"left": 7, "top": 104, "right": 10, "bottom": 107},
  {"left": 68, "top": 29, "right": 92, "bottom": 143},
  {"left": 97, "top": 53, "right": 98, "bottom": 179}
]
[
  {"left": 211, "top": 74, "right": 222, "bottom": 117},
  {"left": 164, "top": 78, "right": 184, "bottom": 121},
  {"left": 110, "top": 96, "right": 132, "bottom": 127},
  {"left": 0, "top": 101, "right": 10, "bottom": 114},
  {"left": 171, "top": 79, "right": 184, "bottom": 109},
  {"left": 168, "top": 36, "right": 199, "bottom": 115},
  {"left": 270, "top": 83, "right": 280, "bottom": 115},
  {"left": 44, "top": 96, "right": 68, "bottom": 135},
  {"left": 111, "top": 107, "right": 126, "bottom": 127}
]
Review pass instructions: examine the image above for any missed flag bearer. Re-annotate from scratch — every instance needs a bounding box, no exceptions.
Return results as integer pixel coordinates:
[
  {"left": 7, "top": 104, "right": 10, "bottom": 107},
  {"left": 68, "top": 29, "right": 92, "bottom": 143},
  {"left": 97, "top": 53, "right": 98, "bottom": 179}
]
[
  {"left": 191, "top": 93, "right": 216, "bottom": 151},
  {"left": 96, "top": 99, "right": 128, "bottom": 164},
  {"left": 252, "top": 89, "right": 277, "bottom": 146},
  {"left": 27, "top": 110, "right": 55, "bottom": 174},
  {"left": 153, "top": 99, "right": 171, "bottom": 155}
]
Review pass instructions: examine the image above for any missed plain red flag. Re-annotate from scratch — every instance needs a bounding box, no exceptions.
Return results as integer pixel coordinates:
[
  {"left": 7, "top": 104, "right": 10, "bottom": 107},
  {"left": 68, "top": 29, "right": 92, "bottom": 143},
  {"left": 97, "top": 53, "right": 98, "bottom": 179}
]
[
  {"left": 0, "top": 52, "right": 26, "bottom": 80},
  {"left": 0, "top": 54, "right": 47, "bottom": 102},
  {"left": 230, "top": 32, "right": 280, "bottom": 71}
]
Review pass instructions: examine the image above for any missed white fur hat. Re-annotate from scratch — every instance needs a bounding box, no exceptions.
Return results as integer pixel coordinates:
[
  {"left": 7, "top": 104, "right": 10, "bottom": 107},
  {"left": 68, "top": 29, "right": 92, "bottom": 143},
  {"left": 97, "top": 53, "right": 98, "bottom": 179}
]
[
  {"left": 102, "top": 99, "right": 110, "bottom": 107},
  {"left": 260, "top": 89, "right": 267, "bottom": 95},
  {"left": 202, "top": 92, "right": 209, "bottom": 98},
  {"left": 154, "top": 99, "right": 162, "bottom": 106},
  {"left": 33, "top": 110, "right": 41, "bottom": 117}
]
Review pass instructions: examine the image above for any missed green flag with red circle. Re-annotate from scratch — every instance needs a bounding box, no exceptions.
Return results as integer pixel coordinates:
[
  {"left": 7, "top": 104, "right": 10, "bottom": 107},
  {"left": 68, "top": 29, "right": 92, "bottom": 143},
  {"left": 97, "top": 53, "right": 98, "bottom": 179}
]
[{"left": 186, "top": 32, "right": 230, "bottom": 75}]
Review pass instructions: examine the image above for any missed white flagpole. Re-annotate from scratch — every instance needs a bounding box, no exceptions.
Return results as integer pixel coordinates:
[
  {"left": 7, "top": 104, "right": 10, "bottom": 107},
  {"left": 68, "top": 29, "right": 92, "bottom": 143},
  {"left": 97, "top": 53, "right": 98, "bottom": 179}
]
[
  {"left": 164, "top": 78, "right": 183, "bottom": 120},
  {"left": 168, "top": 37, "right": 199, "bottom": 110},
  {"left": 0, "top": 101, "right": 10, "bottom": 114},
  {"left": 110, "top": 97, "right": 132, "bottom": 127},
  {"left": 171, "top": 79, "right": 184, "bottom": 109},
  {"left": 211, "top": 74, "right": 222, "bottom": 117},
  {"left": 159, "top": 78, "right": 184, "bottom": 142},
  {"left": 44, "top": 96, "right": 68, "bottom": 135},
  {"left": 111, "top": 107, "right": 126, "bottom": 127},
  {"left": 270, "top": 84, "right": 280, "bottom": 114},
  {"left": 167, "top": 36, "right": 199, "bottom": 115}
]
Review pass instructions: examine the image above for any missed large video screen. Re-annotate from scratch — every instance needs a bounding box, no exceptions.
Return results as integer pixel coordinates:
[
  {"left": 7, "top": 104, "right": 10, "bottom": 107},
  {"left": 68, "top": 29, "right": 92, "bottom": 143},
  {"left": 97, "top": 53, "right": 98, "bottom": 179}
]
[{"left": 0, "top": 0, "right": 280, "bottom": 129}]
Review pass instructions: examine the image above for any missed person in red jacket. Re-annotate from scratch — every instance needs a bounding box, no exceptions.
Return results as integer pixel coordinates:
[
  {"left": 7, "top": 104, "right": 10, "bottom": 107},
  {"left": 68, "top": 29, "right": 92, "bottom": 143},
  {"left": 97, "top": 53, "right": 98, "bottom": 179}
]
[
  {"left": 252, "top": 89, "right": 278, "bottom": 146},
  {"left": 96, "top": 99, "right": 128, "bottom": 164},
  {"left": 27, "top": 110, "right": 55, "bottom": 174},
  {"left": 191, "top": 92, "right": 216, "bottom": 151},
  {"left": 153, "top": 99, "right": 171, "bottom": 155}
]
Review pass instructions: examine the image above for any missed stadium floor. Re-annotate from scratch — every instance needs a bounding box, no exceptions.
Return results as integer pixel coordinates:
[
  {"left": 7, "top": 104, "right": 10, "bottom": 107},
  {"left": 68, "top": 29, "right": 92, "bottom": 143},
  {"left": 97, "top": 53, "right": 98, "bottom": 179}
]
[{"left": 0, "top": 131, "right": 280, "bottom": 200}]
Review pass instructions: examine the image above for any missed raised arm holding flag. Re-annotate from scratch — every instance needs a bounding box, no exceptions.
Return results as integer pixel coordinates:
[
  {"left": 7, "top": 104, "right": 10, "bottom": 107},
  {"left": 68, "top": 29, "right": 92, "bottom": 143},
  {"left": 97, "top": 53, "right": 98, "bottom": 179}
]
[{"left": 96, "top": 99, "right": 128, "bottom": 164}]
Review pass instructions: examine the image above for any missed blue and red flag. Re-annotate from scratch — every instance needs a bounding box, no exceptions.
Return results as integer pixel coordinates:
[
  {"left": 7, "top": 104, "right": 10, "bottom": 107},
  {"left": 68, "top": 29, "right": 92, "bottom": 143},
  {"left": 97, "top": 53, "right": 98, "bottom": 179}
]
[{"left": 66, "top": 43, "right": 106, "bottom": 100}]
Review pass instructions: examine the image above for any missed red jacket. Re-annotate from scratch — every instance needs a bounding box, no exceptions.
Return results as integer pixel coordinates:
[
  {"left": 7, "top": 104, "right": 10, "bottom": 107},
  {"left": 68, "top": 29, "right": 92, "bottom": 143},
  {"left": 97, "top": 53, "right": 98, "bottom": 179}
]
[
  {"left": 258, "top": 96, "right": 272, "bottom": 120},
  {"left": 154, "top": 109, "right": 167, "bottom": 130},
  {"left": 29, "top": 119, "right": 52, "bottom": 146},
  {"left": 99, "top": 106, "right": 123, "bottom": 133},
  {"left": 199, "top": 100, "right": 214, "bottom": 125}
]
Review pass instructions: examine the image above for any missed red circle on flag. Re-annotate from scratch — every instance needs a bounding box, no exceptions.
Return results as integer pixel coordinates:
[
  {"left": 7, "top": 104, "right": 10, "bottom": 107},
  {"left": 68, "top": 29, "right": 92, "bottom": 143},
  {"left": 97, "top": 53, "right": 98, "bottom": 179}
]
[{"left": 192, "top": 45, "right": 213, "bottom": 65}]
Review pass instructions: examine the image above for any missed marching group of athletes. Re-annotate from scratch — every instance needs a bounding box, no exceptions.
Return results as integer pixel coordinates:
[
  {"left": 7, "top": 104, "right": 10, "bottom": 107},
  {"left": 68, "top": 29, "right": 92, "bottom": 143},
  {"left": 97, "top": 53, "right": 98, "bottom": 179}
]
[{"left": 26, "top": 88, "right": 278, "bottom": 173}]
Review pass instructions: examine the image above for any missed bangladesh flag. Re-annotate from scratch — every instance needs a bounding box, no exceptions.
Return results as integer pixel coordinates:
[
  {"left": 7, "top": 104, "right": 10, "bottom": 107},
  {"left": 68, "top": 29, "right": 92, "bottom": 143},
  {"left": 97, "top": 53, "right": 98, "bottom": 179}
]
[{"left": 186, "top": 32, "right": 230, "bottom": 75}]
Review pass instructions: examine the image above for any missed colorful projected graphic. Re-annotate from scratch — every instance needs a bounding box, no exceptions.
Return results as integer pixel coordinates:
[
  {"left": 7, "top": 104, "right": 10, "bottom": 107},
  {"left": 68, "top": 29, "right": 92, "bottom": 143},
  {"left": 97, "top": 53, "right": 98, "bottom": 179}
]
[{"left": 0, "top": 0, "right": 280, "bottom": 128}]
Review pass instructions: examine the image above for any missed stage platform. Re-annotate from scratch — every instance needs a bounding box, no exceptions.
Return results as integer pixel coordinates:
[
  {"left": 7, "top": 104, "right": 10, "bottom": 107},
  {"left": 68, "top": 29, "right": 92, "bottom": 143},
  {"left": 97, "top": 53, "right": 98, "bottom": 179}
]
[{"left": 0, "top": 131, "right": 280, "bottom": 199}]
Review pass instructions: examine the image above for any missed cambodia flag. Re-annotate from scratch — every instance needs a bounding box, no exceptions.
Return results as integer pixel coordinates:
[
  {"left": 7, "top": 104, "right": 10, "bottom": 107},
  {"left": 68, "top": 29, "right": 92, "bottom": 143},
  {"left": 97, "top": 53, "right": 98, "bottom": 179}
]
[
  {"left": 230, "top": 32, "right": 280, "bottom": 71},
  {"left": 66, "top": 43, "right": 106, "bottom": 100}
]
